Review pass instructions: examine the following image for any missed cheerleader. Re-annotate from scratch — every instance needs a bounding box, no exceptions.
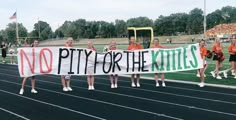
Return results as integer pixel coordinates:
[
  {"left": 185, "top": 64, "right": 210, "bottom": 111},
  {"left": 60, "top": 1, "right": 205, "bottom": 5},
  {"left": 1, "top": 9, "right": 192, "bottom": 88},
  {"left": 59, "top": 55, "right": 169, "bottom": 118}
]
[
  {"left": 198, "top": 40, "right": 207, "bottom": 87},
  {"left": 150, "top": 38, "right": 166, "bottom": 87},
  {"left": 210, "top": 38, "right": 224, "bottom": 79},
  {"left": 19, "top": 40, "right": 39, "bottom": 95},
  {"left": 107, "top": 40, "right": 119, "bottom": 88},
  {"left": 61, "top": 38, "right": 73, "bottom": 92},
  {"left": 223, "top": 38, "right": 236, "bottom": 78},
  {"left": 8, "top": 44, "right": 16, "bottom": 64},
  {"left": 87, "top": 41, "right": 96, "bottom": 90},
  {"left": 127, "top": 37, "right": 143, "bottom": 87}
]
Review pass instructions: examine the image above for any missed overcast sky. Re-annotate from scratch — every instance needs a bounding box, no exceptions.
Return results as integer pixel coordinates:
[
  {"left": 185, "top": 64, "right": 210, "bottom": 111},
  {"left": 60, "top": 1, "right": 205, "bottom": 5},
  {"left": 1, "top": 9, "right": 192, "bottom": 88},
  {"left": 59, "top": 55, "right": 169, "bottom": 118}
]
[{"left": 0, "top": 0, "right": 235, "bottom": 31}]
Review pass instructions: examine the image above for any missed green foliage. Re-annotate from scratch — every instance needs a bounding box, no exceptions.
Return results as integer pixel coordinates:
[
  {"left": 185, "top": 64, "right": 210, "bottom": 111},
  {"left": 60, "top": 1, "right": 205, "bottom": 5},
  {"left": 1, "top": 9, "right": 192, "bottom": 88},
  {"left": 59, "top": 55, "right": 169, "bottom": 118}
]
[
  {"left": 2, "top": 23, "right": 27, "bottom": 44},
  {"left": 29, "top": 21, "right": 53, "bottom": 41}
]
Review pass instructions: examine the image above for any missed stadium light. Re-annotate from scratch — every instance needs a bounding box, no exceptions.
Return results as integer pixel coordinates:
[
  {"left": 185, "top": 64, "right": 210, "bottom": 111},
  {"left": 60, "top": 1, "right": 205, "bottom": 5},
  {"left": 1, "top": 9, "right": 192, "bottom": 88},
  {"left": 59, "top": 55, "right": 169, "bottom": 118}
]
[{"left": 203, "top": 0, "right": 206, "bottom": 38}]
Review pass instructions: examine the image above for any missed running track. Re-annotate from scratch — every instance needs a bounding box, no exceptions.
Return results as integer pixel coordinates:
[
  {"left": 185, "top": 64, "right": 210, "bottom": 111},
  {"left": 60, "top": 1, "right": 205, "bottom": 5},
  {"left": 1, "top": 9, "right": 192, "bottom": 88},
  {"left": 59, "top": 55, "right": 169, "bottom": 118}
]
[{"left": 0, "top": 64, "right": 236, "bottom": 120}]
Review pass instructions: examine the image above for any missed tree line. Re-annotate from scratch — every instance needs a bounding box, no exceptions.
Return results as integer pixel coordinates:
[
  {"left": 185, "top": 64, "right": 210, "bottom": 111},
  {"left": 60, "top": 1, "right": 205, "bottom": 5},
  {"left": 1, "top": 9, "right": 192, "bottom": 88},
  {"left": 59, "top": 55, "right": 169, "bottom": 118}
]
[{"left": 0, "top": 6, "right": 235, "bottom": 44}]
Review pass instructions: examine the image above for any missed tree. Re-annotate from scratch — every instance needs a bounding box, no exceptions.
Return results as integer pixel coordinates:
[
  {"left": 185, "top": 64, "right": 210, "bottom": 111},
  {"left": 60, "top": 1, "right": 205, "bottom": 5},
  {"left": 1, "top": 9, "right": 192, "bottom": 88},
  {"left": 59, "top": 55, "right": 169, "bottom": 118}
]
[
  {"left": 54, "top": 29, "right": 64, "bottom": 38},
  {"left": 4, "top": 22, "right": 27, "bottom": 44},
  {"left": 30, "top": 21, "right": 53, "bottom": 41},
  {"left": 186, "top": 8, "right": 204, "bottom": 34},
  {"left": 127, "top": 17, "right": 153, "bottom": 27},
  {"left": 115, "top": 19, "right": 127, "bottom": 37}
]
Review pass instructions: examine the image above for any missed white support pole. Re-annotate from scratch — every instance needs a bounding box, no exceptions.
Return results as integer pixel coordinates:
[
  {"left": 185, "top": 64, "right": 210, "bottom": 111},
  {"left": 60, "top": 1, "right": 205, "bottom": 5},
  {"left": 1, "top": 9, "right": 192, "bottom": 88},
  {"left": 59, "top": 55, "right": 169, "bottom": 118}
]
[
  {"left": 16, "top": 11, "right": 19, "bottom": 44},
  {"left": 203, "top": 0, "right": 206, "bottom": 38}
]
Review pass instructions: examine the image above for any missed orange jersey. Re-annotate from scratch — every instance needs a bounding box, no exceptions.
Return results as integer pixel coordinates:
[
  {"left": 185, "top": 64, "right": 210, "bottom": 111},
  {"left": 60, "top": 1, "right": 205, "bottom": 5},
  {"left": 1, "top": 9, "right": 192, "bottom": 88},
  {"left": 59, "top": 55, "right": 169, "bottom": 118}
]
[
  {"left": 200, "top": 47, "right": 207, "bottom": 59},
  {"left": 150, "top": 45, "right": 163, "bottom": 48},
  {"left": 127, "top": 44, "right": 142, "bottom": 50},
  {"left": 228, "top": 44, "right": 236, "bottom": 53},
  {"left": 212, "top": 44, "right": 223, "bottom": 54}
]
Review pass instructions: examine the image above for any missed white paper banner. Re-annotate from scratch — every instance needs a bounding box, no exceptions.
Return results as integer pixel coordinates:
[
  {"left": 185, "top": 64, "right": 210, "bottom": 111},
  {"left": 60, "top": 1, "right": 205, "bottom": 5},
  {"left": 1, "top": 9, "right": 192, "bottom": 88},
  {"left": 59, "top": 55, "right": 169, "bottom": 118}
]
[{"left": 17, "top": 44, "right": 203, "bottom": 77}]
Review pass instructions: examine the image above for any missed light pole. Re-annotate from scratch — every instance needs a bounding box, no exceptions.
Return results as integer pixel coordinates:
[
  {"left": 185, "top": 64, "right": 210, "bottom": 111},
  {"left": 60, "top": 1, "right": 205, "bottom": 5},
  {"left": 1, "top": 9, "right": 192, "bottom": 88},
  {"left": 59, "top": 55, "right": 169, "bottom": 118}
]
[
  {"left": 203, "top": 0, "right": 206, "bottom": 38},
  {"left": 38, "top": 17, "right": 40, "bottom": 40}
]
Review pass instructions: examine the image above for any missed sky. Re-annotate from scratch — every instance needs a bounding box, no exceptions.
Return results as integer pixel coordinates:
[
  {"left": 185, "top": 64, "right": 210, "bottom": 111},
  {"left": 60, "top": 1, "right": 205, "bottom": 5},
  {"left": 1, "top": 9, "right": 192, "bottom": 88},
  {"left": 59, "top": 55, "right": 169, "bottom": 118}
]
[{"left": 0, "top": 0, "right": 235, "bottom": 32}]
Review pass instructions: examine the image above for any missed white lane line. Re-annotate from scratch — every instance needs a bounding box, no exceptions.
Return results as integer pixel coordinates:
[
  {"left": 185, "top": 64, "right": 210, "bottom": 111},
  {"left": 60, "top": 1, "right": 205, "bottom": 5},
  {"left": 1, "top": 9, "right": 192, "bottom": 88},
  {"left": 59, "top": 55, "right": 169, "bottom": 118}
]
[
  {"left": 1, "top": 66, "right": 236, "bottom": 96},
  {"left": 0, "top": 79, "right": 183, "bottom": 120},
  {"left": 1, "top": 72, "right": 236, "bottom": 105},
  {"left": 0, "top": 89, "right": 106, "bottom": 120},
  {"left": 0, "top": 107, "right": 30, "bottom": 120},
  {"left": 33, "top": 73, "right": 236, "bottom": 98},
  {"left": 27, "top": 79, "right": 236, "bottom": 117},
  {"left": 96, "top": 76, "right": 236, "bottom": 97},
  {"left": 1, "top": 79, "right": 236, "bottom": 118}
]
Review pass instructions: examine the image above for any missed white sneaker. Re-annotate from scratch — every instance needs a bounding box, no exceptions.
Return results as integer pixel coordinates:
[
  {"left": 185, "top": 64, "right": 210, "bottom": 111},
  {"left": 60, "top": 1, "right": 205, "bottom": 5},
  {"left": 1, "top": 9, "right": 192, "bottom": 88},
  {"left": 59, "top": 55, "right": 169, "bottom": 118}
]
[
  {"left": 88, "top": 86, "right": 92, "bottom": 90},
  {"left": 198, "top": 82, "right": 205, "bottom": 87},
  {"left": 196, "top": 73, "right": 200, "bottom": 77},
  {"left": 156, "top": 82, "right": 159, "bottom": 87},
  {"left": 31, "top": 89, "right": 38, "bottom": 94},
  {"left": 136, "top": 83, "right": 140, "bottom": 87},
  {"left": 204, "top": 74, "right": 206, "bottom": 77},
  {"left": 216, "top": 75, "right": 222, "bottom": 79},
  {"left": 234, "top": 76, "right": 236, "bottom": 79},
  {"left": 223, "top": 71, "right": 228, "bottom": 78},
  {"left": 131, "top": 82, "right": 136, "bottom": 87},
  {"left": 67, "top": 87, "right": 73, "bottom": 91},
  {"left": 162, "top": 82, "right": 166, "bottom": 87},
  {"left": 91, "top": 86, "right": 95, "bottom": 90},
  {"left": 19, "top": 89, "right": 24, "bottom": 95},
  {"left": 63, "top": 87, "right": 69, "bottom": 92},
  {"left": 111, "top": 84, "right": 115, "bottom": 88},
  {"left": 114, "top": 84, "right": 118, "bottom": 88},
  {"left": 210, "top": 71, "right": 216, "bottom": 78},
  {"left": 232, "top": 72, "right": 236, "bottom": 76}
]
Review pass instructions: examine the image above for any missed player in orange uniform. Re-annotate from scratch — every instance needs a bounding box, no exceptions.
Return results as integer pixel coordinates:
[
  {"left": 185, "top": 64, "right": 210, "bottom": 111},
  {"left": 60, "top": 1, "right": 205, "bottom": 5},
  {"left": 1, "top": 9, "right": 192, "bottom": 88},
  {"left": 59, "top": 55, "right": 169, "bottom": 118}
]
[
  {"left": 210, "top": 38, "right": 224, "bottom": 79},
  {"left": 223, "top": 38, "right": 236, "bottom": 78},
  {"left": 127, "top": 37, "right": 142, "bottom": 87},
  {"left": 150, "top": 38, "right": 166, "bottom": 87},
  {"left": 198, "top": 40, "right": 207, "bottom": 87}
]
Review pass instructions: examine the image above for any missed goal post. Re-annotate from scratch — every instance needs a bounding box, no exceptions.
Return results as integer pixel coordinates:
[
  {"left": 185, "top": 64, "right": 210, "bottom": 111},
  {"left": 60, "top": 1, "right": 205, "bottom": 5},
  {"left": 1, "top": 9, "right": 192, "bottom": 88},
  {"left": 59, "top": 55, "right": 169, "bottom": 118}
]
[{"left": 127, "top": 27, "right": 154, "bottom": 49}]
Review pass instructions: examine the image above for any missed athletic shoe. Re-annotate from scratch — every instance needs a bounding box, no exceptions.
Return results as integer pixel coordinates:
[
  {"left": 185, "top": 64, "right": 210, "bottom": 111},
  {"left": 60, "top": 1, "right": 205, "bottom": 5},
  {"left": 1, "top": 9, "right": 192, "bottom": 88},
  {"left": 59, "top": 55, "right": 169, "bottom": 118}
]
[
  {"left": 223, "top": 71, "right": 228, "bottom": 78},
  {"left": 196, "top": 73, "right": 200, "bottom": 77},
  {"left": 232, "top": 70, "right": 235, "bottom": 75},
  {"left": 234, "top": 76, "right": 236, "bottom": 79},
  {"left": 19, "top": 89, "right": 24, "bottom": 95},
  {"left": 198, "top": 82, "right": 205, "bottom": 87},
  {"left": 131, "top": 83, "right": 136, "bottom": 87},
  {"left": 67, "top": 87, "right": 73, "bottom": 91},
  {"left": 91, "top": 86, "right": 95, "bottom": 90},
  {"left": 114, "top": 84, "right": 118, "bottom": 88},
  {"left": 216, "top": 75, "right": 222, "bottom": 80},
  {"left": 63, "top": 87, "right": 69, "bottom": 91},
  {"left": 111, "top": 84, "right": 115, "bottom": 88},
  {"left": 162, "top": 82, "right": 166, "bottom": 87},
  {"left": 136, "top": 83, "right": 140, "bottom": 87},
  {"left": 210, "top": 71, "right": 216, "bottom": 78},
  {"left": 156, "top": 82, "right": 160, "bottom": 87},
  {"left": 88, "top": 86, "right": 92, "bottom": 90},
  {"left": 31, "top": 89, "right": 38, "bottom": 94}
]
